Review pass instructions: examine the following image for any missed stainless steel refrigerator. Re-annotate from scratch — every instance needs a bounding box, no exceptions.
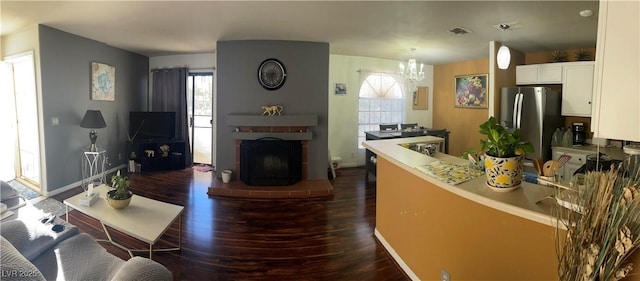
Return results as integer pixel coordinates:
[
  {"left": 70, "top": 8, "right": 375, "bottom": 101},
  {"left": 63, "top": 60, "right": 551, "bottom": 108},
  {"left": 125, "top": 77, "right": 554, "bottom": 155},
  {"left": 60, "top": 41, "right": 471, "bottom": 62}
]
[{"left": 500, "top": 87, "right": 563, "bottom": 163}]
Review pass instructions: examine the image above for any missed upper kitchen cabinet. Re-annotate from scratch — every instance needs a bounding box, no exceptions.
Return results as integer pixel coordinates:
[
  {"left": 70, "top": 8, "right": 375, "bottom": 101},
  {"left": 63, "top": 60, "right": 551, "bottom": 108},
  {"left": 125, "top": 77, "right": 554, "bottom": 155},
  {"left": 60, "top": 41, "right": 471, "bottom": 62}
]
[
  {"left": 561, "top": 61, "right": 595, "bottom": 117},
  {"left": 591, "top": 0, "right": 640, "bottom": 142},
  {"left": 516, "top": 63, "right": 563, "bottom": 85}
]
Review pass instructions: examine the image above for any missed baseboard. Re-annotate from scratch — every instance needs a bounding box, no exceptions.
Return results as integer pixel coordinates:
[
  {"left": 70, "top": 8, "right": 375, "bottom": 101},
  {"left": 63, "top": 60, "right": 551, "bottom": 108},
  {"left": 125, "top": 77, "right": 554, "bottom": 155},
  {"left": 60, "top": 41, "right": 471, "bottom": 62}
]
[
  {"left": 43, "top": 164, "right": 125, "bottom": 197},
  {"left": 374, "top": 228, "right": 419, "bottom": 281}
]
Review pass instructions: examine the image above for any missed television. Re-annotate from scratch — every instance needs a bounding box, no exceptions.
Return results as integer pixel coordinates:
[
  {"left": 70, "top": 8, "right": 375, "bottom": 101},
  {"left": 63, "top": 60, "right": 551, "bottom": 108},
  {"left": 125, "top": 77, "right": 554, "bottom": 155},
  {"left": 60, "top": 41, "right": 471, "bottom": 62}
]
[{"left": 129, "top": 111, "right": 176, "bottom": 141}]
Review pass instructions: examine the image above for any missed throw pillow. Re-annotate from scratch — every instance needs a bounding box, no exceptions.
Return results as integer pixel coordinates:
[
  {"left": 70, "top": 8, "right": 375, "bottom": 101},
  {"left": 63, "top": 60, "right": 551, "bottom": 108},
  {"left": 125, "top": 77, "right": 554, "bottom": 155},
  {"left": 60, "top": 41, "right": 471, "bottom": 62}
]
[{"left": 1, "top": 180, "right": 19, "bottom": 201}]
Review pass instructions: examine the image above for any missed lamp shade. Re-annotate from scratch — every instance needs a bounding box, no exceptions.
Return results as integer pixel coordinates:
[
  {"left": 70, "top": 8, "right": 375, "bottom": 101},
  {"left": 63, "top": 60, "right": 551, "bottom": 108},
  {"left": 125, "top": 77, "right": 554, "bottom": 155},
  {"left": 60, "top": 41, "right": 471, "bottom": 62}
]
[
  {"left": 497, "top": 45, "right": 511, "bottom": 70},
  {"left": 80, "top": 110, "right": 107, "bottom": 129}
]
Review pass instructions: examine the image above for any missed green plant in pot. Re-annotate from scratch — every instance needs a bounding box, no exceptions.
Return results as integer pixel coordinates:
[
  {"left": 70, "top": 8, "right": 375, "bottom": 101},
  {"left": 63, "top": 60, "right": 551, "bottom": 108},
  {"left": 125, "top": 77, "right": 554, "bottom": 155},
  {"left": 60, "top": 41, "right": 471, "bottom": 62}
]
[
  {"left": 108, "top": 170, "right": 133, "bottom": 209},
  {"left": 479, "top": 116, "right": 534, "bottom": 191}
]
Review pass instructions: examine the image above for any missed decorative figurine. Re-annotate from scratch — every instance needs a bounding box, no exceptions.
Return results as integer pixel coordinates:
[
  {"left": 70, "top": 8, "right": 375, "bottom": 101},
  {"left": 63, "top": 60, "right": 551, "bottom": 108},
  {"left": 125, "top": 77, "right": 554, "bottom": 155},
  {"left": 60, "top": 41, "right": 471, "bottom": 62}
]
[
  {"left": 144, "top": 149, "right": 155, "bottom": 157},
  {"left": 160, "top": 144, "right": 170, "bottom": 157},
  {"left": 261, "top": 105, "right": 283, "bottom": 116}
]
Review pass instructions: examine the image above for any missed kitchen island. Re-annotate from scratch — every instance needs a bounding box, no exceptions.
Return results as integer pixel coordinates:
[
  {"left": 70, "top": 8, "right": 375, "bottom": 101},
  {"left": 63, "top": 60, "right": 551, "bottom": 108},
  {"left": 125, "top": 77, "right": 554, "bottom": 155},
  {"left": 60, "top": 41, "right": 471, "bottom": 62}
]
[{"left": 364, "top": 137, "right": 640, "bottom": 280}]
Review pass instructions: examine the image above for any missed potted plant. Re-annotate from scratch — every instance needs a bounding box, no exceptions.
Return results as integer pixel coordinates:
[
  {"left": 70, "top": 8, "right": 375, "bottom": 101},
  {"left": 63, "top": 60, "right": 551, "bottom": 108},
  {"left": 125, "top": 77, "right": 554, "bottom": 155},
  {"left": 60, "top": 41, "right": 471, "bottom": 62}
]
[
  {"left": 107, "top": 170, "right": 133, "bottom": 209},
  {"left": 478, "top": 116, "right": 534, "bottom": 191}
]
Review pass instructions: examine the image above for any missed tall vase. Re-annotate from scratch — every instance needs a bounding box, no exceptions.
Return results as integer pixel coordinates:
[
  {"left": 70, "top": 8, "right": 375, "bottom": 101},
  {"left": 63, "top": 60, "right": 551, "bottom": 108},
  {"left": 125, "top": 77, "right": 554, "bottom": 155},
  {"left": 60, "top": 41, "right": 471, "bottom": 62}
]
[{"left": 484, "top": 154, "right": 524, "bottom": 191}]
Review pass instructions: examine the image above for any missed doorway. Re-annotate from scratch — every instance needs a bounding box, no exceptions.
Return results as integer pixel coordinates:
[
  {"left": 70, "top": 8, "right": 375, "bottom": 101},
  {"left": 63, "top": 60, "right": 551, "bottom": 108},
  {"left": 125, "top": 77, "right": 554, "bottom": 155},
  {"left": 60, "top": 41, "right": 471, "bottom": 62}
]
[
  {"left": 1, "top": 51, "right": 41, "bottom": 187},
  {"left": 187, "top": 72, "right": 214, "bottom": 166}
]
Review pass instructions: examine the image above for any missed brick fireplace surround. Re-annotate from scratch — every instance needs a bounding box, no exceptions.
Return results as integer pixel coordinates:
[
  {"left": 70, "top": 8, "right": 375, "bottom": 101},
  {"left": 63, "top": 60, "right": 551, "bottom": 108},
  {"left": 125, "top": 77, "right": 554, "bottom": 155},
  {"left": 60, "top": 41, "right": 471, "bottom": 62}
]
[{"left": 207, "top": 115, "right": 333, "bottom": 198}]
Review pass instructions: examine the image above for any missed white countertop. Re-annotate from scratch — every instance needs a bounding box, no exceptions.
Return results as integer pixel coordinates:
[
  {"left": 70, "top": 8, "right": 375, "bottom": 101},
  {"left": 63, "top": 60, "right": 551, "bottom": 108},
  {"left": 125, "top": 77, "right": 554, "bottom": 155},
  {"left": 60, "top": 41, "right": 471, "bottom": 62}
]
[
  {"left": 552, "top": 145, "right": 627, "bottom": 160},
  {"left": 363, "top": 136, "right": 561, "bottom": 228}
]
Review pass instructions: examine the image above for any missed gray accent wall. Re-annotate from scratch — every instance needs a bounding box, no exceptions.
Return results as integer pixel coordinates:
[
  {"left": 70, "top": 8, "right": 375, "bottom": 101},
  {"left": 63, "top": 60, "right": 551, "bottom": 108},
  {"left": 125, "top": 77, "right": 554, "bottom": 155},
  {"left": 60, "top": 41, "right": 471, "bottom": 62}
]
[
  {"left": 216, "top": 40, "right": 329, "bottom": 180},
  {"left": 38, "top": 25, "right": 148, "bottom": 192}
]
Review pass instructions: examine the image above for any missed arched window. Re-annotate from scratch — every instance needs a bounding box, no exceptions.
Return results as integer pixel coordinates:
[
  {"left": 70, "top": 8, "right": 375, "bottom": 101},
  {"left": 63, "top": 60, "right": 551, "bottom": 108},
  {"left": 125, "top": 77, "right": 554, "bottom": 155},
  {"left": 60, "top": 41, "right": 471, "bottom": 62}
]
[{"left": 357, "top": 73, "right": 405, "bottom": 148}]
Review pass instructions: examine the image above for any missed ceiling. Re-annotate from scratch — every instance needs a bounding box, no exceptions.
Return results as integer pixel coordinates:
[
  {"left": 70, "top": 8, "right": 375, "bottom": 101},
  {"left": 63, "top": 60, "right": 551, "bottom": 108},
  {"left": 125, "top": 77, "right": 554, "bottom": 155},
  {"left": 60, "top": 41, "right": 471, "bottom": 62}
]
[{"left": 1, "top": 1, "right": 600, "bottom": 65}]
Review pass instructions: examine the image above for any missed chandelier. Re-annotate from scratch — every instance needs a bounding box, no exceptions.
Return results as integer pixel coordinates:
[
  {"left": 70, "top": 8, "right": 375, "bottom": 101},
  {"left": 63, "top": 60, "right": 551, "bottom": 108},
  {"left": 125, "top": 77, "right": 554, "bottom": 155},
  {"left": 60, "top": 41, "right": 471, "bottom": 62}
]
[{"left": 399, "top": 48, "right": 425, "bottom": 84}]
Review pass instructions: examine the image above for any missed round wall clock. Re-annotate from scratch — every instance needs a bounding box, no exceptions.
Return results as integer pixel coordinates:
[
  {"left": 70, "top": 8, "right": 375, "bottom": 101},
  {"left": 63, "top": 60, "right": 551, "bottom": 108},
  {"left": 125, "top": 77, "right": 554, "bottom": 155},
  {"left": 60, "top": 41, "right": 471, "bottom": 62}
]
[{"left": 258, "top": 58, "right": 286, "bottom": 90}]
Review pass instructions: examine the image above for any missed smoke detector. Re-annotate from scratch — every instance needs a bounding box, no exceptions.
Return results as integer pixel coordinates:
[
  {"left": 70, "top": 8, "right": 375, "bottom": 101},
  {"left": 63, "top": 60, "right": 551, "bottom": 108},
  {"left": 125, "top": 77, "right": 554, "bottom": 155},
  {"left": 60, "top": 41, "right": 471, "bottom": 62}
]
[{"left": 448, "top": 26, "right": 472, "bottom": 35}]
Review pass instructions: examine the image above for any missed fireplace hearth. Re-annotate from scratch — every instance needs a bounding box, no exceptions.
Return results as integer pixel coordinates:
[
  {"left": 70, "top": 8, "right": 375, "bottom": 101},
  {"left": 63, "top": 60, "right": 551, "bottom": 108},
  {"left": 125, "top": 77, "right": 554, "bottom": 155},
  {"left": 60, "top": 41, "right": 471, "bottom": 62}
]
[{"left": 240, "top": 138, "right": 302, "bottom": 186}]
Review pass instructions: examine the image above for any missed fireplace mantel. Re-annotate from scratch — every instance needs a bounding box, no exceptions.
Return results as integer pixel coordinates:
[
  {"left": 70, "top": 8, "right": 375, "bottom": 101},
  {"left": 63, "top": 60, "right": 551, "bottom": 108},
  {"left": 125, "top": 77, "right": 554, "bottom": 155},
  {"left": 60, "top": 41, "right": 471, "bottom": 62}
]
[
  {"left": 227, "top": 114, "right": 317, "bottom": 140},
  {"left": 226, "top": 115, "right": 318, "bottom": 127}
]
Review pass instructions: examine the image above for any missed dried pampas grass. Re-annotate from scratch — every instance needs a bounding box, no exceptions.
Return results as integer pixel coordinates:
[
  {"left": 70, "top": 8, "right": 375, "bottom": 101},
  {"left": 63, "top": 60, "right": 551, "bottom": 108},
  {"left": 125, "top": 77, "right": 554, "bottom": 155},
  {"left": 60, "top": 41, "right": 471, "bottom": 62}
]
[{"left": 556, "top": 167, "right": 640, "bottom": 281}]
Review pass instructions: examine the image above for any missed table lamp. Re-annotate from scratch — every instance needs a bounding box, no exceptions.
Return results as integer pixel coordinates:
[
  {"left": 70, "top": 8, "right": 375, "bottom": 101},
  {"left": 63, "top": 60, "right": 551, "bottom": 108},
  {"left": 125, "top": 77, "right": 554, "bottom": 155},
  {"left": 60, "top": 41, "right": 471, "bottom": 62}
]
[{"left": 80, "top": 110, "right": 107, "bottom": 152}]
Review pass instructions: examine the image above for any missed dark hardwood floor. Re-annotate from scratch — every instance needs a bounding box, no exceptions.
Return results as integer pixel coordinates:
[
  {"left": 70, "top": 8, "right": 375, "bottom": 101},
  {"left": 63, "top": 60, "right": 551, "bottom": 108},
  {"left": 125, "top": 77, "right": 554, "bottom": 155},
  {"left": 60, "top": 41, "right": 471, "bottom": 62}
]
[{"left": 53, "top": 167, "right": 410, "bottom": 281}]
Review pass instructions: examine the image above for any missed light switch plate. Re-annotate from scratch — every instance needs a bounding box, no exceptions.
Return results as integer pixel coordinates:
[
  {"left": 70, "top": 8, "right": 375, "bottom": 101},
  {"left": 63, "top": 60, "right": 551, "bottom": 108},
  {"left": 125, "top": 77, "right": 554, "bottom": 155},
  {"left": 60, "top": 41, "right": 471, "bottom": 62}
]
[{"left": 51, "top": 117, "right": 59, "bottom": 126}]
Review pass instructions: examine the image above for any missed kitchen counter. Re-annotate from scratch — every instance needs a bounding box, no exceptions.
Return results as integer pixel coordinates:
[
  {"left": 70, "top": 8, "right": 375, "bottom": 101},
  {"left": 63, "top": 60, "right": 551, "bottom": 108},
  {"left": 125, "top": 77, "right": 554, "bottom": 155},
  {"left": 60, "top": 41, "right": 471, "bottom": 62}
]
[
  {"left": 364, "top": 137, "right": 559, "bottom": 227},
  {"left": 552, "top": 144, "right": 626, "bottom": 160},
  {"left": 365, "top": 137, "right": 640, "bottom": 280},
  {"left": 361, "top": 137, "right": 567, "bottom": 280}
]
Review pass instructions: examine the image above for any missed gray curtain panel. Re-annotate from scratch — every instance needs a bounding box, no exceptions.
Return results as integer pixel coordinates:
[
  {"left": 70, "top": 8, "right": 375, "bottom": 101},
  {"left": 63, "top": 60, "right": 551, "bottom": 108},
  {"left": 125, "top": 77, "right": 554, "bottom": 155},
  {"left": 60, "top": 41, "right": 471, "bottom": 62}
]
[{"left": 151, "top": 67, "right": 192, "bottom": 167}]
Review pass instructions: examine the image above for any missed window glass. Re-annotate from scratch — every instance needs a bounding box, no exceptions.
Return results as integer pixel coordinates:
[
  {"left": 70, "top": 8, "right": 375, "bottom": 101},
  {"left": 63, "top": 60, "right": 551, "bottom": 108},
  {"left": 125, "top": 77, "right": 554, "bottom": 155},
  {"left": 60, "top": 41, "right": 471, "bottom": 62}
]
[{"left": 357, "top": 73, "right": 405, "bottom": 148}]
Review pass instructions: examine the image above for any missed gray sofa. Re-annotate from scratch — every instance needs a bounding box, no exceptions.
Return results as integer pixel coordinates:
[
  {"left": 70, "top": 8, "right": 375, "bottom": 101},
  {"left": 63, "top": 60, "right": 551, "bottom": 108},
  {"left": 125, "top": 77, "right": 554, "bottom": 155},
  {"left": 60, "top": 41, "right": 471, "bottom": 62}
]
[{"left": 1, "top": 215, "right": 173, "bottom": 281}]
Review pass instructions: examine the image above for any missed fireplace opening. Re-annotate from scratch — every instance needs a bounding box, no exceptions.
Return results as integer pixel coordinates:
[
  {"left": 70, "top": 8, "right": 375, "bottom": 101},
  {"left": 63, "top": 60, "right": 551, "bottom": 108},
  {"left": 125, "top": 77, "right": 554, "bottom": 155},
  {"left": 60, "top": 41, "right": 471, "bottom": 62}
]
[{"left": 240, "top": 138, "right": 302, "bottom": 186}]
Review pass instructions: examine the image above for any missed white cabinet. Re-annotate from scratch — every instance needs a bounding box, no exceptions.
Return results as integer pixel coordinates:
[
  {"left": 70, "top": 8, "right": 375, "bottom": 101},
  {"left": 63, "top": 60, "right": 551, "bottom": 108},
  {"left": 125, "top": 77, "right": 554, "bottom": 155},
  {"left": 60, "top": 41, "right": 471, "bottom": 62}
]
[
  {"left": 538, "top": 64, "right": 563, "bottom": 84},
  {"left": 562, "top": 62, "right": 595, "bottom": 117},
  {"left": 517, "top": 61, "right": 596, "bottom": 117},
  {"left": 516, "top": 63, "right": 563, "bottom": 85},
  {"left": 552, "top": 148, "right": 588, "bottom": 184},
  {"left": 591, "top": 0, "right": 640, "bottom": 142},
  {"left": 516, "top": 65, "right": 538, "bottom": 85}
]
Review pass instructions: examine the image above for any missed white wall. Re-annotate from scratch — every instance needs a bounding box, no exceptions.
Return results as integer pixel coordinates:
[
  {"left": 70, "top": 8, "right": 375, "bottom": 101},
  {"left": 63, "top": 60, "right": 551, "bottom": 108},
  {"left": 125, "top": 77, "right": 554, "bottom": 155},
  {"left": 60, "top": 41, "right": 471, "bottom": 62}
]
[{"left": 328, "top": 54, "right": 434, "bottom": 167}]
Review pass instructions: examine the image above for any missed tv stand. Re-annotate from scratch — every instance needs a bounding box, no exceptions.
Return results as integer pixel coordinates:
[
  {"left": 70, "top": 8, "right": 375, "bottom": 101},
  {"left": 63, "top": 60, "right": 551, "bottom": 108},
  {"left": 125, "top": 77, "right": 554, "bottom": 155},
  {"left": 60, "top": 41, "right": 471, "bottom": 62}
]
[{"left": 130, "top": 140, "right": 186, "bottom": 172}]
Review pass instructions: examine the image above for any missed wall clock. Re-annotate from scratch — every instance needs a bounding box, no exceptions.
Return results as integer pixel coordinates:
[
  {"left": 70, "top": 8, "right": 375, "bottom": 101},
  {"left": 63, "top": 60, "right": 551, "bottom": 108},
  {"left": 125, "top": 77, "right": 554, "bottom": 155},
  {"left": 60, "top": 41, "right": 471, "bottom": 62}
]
[{"left": 258, "top": 58, "right": 286, "bottom": 90}]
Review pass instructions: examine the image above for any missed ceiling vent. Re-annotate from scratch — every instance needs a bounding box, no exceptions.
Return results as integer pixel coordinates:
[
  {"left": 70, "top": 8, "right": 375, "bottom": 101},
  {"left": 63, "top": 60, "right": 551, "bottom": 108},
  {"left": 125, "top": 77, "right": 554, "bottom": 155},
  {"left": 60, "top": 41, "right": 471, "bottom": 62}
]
[{"left": 449, "top": 27, "right": 471, "bottom": 35}]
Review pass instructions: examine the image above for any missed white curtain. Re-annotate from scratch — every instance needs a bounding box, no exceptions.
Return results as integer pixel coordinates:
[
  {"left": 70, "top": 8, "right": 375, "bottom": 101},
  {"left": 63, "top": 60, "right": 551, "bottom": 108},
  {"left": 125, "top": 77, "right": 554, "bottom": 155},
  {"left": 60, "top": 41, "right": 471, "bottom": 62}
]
[{"left": 0, "top": 61, "right": 17, "bottom": 181}]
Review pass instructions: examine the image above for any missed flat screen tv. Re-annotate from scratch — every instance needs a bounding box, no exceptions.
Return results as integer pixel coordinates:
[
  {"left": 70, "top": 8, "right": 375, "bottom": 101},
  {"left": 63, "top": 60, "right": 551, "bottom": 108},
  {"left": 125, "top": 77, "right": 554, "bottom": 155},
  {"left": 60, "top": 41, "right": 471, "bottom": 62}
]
[{"left": 129, "top": 111, "right": 176, "bottom": 141}]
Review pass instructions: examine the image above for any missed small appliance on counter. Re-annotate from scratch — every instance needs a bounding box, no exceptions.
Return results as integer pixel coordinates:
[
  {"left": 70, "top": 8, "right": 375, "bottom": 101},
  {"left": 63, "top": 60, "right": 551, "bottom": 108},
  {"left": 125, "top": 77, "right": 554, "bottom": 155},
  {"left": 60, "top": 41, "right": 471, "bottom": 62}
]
[{"left": 572, "top": 122, "right": 586, "bottom": 146}]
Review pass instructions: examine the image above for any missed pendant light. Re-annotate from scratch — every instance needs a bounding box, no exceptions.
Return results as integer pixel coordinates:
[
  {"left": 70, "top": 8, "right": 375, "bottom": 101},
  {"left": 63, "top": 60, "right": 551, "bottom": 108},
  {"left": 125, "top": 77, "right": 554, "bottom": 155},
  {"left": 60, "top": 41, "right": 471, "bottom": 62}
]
[
  {"left": 496, "top": 24, "right": 511, "bottom": 70},
  {"left": 497, "top": 44, "right": 511, "bottom": 69}
]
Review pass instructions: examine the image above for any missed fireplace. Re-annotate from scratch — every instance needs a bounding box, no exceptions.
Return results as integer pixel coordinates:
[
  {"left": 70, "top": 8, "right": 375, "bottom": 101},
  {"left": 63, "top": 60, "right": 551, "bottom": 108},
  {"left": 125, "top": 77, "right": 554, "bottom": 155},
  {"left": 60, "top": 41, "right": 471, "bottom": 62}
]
[{"left": 240, "top": 138, "right": 302, "bottom": 186}]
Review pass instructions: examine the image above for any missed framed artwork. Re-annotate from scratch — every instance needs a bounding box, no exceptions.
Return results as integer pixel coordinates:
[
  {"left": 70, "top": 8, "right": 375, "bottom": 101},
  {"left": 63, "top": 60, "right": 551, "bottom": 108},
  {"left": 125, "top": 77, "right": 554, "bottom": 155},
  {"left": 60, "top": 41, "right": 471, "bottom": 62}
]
[
  {"left": 334, "top": 83, "right": 347, "bottom": 95},
  {"left": 412, "top": 86, "right": 428, "bottom": 110},
  {"left": 91, "top": 62, "right": 115, "bottom": 101},
  {"left": 454, "top": 74, "right": 488, "bottom": 108}
]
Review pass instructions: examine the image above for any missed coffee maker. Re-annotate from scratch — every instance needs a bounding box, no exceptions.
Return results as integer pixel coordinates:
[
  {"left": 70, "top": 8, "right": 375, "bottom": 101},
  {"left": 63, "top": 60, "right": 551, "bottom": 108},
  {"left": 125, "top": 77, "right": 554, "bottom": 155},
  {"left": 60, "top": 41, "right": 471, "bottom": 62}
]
[{"left": 572, "top": 122, "right": 586, "bottom": 146}]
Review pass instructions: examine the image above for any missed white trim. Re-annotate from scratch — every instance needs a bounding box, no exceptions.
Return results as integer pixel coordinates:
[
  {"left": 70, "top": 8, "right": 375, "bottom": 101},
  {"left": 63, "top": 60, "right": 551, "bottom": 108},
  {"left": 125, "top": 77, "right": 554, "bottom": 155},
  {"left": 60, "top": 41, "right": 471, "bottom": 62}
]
[
  {"left": 374, "top": 228, "right": 420, "bottom": 281},
  {"left": 42, "top": 165, "right": 125, "bottom": 197},
  {"left": 488, "top": 41, "right": 497, "bottom": 119}
]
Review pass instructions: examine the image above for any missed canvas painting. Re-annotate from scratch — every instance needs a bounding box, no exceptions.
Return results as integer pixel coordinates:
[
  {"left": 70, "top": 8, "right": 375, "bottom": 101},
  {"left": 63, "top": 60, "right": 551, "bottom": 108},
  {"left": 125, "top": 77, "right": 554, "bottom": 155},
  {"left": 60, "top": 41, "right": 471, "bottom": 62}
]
[
  {"left": 91, "top": 62, "right": 115, "bottom": 101},
  {"left": 454, "top": 74, "right": 487, "bottom": 108}
]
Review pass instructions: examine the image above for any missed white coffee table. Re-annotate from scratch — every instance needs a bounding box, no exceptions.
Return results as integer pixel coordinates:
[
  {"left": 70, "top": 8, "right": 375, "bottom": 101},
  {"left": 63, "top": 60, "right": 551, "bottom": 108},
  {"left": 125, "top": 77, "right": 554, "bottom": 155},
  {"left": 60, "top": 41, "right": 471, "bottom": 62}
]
[{"left": 64, "top": 185, "right": 183, "bottom": 259}]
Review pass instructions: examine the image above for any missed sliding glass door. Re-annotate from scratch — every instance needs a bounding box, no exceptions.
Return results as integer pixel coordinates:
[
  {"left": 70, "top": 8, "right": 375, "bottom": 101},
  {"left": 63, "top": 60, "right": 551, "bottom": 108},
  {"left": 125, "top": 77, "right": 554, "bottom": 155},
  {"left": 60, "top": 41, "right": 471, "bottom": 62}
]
[
  {"left": 187, "top": 72, "right": 214, "bottom": 166},
  {"left": 4, "top": 52, "right": 41, "bottom": 187}
]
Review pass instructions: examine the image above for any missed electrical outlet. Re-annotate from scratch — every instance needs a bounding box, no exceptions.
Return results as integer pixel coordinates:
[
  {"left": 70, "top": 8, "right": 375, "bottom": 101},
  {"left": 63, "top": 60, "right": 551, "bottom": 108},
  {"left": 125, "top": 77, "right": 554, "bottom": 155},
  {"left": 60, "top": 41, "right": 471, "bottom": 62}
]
[
  {"left": 441, "top": 269, "right": 450, "bottom": 281},
  {"left": 118, "top": 153, "right": 122, "bottom": 160}
]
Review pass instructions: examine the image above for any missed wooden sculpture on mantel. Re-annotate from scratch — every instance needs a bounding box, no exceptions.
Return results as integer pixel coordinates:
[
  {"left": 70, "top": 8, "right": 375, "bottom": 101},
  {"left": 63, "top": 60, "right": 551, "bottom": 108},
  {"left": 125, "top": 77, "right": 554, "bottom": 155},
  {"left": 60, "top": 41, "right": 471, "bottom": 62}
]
[{"left": 261, "top": 105, "right": 283, "bottom": 116}]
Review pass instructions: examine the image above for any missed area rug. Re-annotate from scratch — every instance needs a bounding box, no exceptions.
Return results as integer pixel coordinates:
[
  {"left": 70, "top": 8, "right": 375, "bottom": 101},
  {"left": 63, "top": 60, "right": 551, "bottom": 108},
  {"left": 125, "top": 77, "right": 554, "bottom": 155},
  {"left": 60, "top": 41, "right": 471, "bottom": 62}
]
[
  {"left": 32, "top": 198, "right": 68, "bottom": 217},
  {"left": 7, "top": 180, "right": 40, "bottom": 200},
  {"left": 6, "top": 180, "right": 69, "bottom": 217},
  {"left": 193, "top": 164, "right": 214, "bottom": 172}
]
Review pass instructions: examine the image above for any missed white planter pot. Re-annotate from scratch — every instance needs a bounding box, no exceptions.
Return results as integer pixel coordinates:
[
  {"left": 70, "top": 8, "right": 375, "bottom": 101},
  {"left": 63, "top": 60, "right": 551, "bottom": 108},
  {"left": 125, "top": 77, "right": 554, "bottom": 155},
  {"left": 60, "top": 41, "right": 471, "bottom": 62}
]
[{"left": 484, "top": 154, "right": 524, "bottom": 191}]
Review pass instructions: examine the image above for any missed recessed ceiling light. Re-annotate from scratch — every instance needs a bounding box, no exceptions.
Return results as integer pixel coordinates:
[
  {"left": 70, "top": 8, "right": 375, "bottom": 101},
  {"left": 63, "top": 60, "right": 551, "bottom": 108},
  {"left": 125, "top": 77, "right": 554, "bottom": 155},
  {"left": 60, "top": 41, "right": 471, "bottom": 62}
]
[{"left": 580, "top": 9, "right": 593, "bottom": 17}]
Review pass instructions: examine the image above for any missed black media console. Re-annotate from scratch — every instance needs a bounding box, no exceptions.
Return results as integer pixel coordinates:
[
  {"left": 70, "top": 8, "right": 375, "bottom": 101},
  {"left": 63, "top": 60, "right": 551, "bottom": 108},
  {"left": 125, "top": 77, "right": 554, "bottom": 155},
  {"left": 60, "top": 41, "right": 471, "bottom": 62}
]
[{"left": 130, "top": 140, "right": 186, "bottom": 172}]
